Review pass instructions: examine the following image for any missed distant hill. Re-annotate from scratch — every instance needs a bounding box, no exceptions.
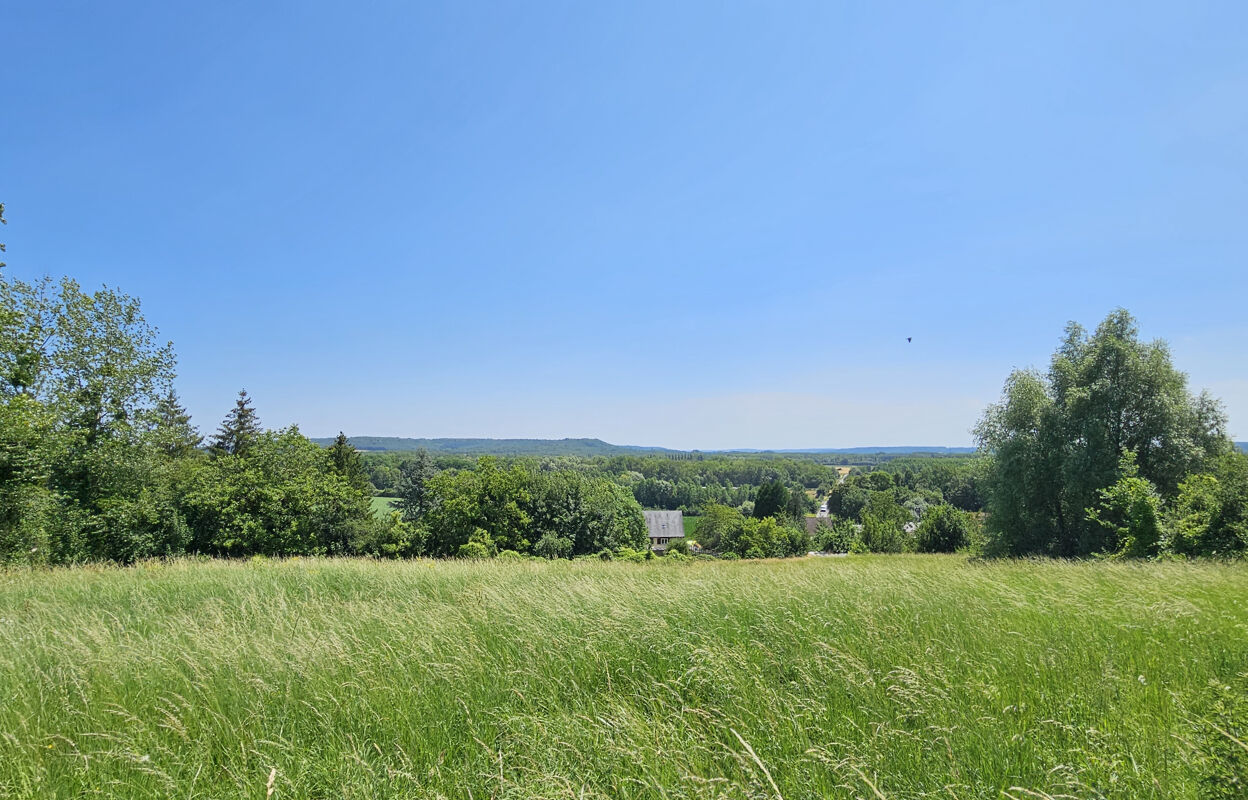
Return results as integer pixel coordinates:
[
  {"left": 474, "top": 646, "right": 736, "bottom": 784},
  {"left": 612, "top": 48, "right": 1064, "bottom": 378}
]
[
  {"left": 1238, "top": 442, "right": 1247, "bottom": 453},
  {"left": 309, "top": 437, "right": 683, "bottom": 456},
  {"left": 312, "top": 436, "right": 976, "bottom": 457},
  {"left": 730, "top": 446, "right": 977, "bottom": 455}
]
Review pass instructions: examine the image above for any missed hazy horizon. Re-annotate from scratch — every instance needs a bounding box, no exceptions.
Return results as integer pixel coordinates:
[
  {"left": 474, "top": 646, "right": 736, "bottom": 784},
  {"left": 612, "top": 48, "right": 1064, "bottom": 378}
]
[{"left": 5, "top": 2, "right": 1245, "bottom": 448}]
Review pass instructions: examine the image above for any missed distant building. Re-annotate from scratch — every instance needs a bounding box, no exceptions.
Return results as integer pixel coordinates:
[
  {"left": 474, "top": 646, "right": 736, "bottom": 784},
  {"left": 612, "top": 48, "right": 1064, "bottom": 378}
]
[{"left": 643, "top": 510, "right": 685, "bottom": 553}]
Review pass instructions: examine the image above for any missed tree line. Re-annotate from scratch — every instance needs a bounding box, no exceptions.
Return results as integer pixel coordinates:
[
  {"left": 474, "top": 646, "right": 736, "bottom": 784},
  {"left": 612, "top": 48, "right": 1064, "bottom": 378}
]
[
  {"left": 2, "top": 239, "right": 1243, "bottom": 563},
  {"left": 0, "top": 270, "right": 649, "bottom": 564}
]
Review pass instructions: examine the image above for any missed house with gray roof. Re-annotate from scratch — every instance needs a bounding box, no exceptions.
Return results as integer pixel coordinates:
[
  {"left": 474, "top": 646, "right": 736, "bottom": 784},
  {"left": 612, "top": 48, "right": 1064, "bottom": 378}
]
[{"left": 643, "top": 510, "right": 685, "bottom": 553}]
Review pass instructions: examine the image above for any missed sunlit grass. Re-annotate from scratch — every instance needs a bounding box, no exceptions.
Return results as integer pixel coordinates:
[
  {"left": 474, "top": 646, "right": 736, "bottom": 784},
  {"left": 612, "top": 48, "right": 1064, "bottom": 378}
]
[
  {"left": 369, "top": 495, "right": 401, "bottom": 517},
  {"left": 1, "top": 555, "right": 1245, "bottom": 798}
]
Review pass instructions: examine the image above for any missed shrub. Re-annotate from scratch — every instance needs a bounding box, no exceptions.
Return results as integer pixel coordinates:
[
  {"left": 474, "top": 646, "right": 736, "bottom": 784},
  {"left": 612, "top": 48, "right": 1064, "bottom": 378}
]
[
  {"left": 534, "top": 533, "right": 573, "bottom": 560},
  {"left": 457, "top": 541, "right": 491, "bottom": 560},
  {"left": 1166, "top": 453, "right": 1248, "bottom": 557},
  {"left": 666, "top": 538, "right": 690, "bottom": 556},
  {"left": 614, "top": 547, "right": 648, "bottom": 563},
  {"left": 350, "top": 512, "right": 419, "bottom": 558},
  {"left": 861, "top": 491, "right": 910, "bottom": 553},
  {"left": 915, "top": 505, "right": 976, "bottom": 553},
  {"left": 1086, "top": 454, "right": 1165, "bottom": 558},
  {"left": 816, "top": 517, "right": 863, "bottom": 554}
]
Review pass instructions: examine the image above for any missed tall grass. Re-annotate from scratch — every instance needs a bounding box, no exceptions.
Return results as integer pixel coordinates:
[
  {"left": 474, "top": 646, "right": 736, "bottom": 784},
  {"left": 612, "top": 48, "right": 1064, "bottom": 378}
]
[{"left": 1, "top": 555, "right": 1245, "bottom": 798}]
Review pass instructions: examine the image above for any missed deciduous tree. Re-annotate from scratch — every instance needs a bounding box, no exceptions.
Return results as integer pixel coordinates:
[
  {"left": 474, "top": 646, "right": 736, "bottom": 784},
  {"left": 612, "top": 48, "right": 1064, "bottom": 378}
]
[{"left": 976, "top": 309, "right": 1230, "bottom": 556}]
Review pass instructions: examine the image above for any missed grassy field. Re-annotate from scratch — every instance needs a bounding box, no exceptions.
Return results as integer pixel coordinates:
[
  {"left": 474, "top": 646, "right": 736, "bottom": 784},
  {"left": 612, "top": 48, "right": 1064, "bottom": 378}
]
[
  {"left": 370, "top": 495, "right": 401, "bottom": 517},
  {"left": 1, "top": 556, "right": 1245, "bottom": 799}
]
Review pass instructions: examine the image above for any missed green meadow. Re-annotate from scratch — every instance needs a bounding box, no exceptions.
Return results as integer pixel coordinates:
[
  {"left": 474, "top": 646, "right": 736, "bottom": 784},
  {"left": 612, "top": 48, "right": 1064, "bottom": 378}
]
[
  {"left": 370, "top": 495, "right": 402, "bottom": 517},
  {"left": 1, "top": 555, "right": 1245, "bottom": 799}
]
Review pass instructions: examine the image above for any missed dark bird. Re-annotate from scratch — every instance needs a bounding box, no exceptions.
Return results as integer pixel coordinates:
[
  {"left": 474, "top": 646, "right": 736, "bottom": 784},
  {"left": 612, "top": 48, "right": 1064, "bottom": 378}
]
[{"left": 906, "top": 337, "right": 912, "bottom": 343}]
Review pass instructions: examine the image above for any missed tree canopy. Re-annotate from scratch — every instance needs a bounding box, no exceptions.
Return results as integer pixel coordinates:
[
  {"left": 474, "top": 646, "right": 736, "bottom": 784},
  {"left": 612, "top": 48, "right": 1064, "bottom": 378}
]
[{"left": 975, "top": 309, "right": 1233, "bottom": 557}]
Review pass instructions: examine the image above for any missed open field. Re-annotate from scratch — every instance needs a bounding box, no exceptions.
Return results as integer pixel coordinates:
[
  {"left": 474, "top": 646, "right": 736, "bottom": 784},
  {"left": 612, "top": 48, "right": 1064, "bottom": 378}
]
[
  {"left": 370, "top": 495, "right": 401, "bottom": 517},
  {"left": 1, "top": 556, "right": 1246, "bottom": 799}
]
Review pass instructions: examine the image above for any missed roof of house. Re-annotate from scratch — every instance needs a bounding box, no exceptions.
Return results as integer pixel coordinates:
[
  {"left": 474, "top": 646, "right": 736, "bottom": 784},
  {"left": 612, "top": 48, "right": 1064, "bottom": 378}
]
[{"left": 643, "top": 510, "right": 685, "bottom": 539}]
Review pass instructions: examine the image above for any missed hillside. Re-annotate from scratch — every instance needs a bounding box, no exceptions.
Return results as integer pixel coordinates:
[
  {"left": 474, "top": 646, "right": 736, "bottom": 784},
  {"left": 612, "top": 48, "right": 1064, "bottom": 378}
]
[
  {"left": 309, "top": 437, "right": 683, "bottom": 456},
  {"left": 312, "top": 436, "right": 977, "bottom": 457}
]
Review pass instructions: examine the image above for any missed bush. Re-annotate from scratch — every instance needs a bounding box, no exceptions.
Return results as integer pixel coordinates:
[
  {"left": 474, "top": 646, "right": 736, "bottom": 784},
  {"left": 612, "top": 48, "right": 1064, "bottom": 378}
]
[
  {"left": 614, "top": 547, "right": 648, "bottom": 563},
  {"left": 915, "top": 505, "right": 976, "bottom": 553},
  {"left": 534, "top": 532, "right": 573, "bottom": 560},
  {"left": 457, "top": 541, "right": 491, "bottom": 559},
  {"left": 351, "top": 512, "right": 420, "bottom": 559},
  {"left": 665, "top": 538, "right": 690, "bottom": 556},
  {"left": 815, "top": 517, "right": 863, "bottom": 554},
  {"left": 1167, "top": 453, "right": 1248, "bottom": 557}
]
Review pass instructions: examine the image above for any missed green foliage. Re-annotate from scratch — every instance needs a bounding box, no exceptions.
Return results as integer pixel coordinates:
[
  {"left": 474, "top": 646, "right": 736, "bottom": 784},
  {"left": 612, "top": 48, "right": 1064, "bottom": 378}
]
[
  {"left": 181, "top": 428, "right": 376, "bottom": 557},
  {"left": 351, "top": 511, "right": 419, "bottom": 558},
  {"left": 813, "top": 517, "right": 863, "bottom": 554},
  {"left": 209, "top": 389, "right": 261, "bottom": 456},
  {"left": 1085, "top": 452, "right": 1165, "bottom": 558},
  {"left": 0, "top": 275, "right": 186, "bottom": 563},
  {"left": 914, "top": 504, "right": 977, "bottom": 553},
  {"left": 665, "top": 536, "right": 690, "bottom": 556},
  {"left": 613, "top": 546, "right": 648, "bottom": 563},
  {"left": 152, "top": 389, "right": 202, "bottom": 458},
  {"left": 328, "top": 432, "right": 371, "bottom": 495},
  {"left": 1185, "top": 673, "right": 1248, "bottom": 798},
  {"left": 1167, "top": 452, "right": 1248, "bottom": 557},
  {"left": 420, "top": 457, "right": 646, "bottom": 558},
  {"left": 977, "top": 309, "right": 1231, "bottom": 557},
  {"left": 534, "top": 532, "right": 572, "bottom": 560},
  {"left": 457, "top": 541, "right": 491, "bottom": 559},
  {"left": 860, "top": 491, "right": 911, "bottom": 553},
  {"left": 395, "top": 448, "right": 437, "bottom": 523},
  {"left": 0, "top": 393, "right": 55, "bottom": 563},
  {"left": 752, "top": 480, "right": 788, "bottom": 519},
  {"left": 716, "top": 515, "right": 811, "bottom": 559}
]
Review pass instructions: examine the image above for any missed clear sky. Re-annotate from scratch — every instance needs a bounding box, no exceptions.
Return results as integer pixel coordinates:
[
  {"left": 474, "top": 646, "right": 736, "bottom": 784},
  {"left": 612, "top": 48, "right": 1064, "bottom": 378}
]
[{"left": 4, "top": 2, "right": 1246, "bottom": 448}]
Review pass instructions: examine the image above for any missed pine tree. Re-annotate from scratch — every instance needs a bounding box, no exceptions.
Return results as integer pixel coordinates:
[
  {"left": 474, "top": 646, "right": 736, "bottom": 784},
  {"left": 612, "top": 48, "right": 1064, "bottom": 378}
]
[
  {"left": 210, "top": 390, "right": 261, "bottom": 456},
  {"left": 153, "top": 389, "right": 202, "bottom": 458},
  {"left": 327, "top": 432, "right": 371, "bottom": 494},
  {"left": 753, "top": 480, "right": 789, "bottom": 519},
  {"left": 396, "top": 448, "right": 436, "bottom": 523}
]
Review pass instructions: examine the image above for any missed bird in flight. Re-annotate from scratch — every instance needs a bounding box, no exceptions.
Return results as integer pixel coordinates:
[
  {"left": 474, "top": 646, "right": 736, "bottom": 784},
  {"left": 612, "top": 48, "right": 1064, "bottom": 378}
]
[{"left": 906, "top": 337, "right": 912, "bottom": 343}]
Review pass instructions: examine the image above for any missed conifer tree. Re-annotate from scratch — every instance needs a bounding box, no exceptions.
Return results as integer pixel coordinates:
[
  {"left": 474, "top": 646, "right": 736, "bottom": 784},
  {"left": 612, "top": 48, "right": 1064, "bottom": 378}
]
[
  {"left": 753, "top": 480, "right": 789, "bottom": 519},
  {"left": 396, "top": 448, "right": 436, "bottom": 523},
  {"left": 210, "top": 389, "right": 261, "bottom": 456},
  {"left": 153, "top": 389, "right": 202, "bottom": 458},
  {"left": 328, "top": 432, "right": 371, "bottom": 494}
]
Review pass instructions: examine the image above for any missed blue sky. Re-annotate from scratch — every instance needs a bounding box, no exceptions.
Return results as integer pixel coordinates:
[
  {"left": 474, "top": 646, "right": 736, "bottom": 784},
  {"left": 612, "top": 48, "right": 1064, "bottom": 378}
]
[{"left": 4, "top": 1, "right": 1246, "bottom": 448}]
